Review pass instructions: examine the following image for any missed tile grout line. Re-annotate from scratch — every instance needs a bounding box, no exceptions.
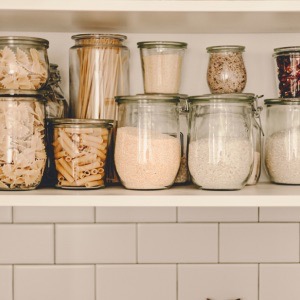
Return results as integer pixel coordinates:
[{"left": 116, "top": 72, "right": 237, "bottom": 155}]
[
  {"left": 94, "top": 207, "right": 96, "bottom": 223},
  {"left": 54, "top": 224, "right": 56, "bottom": 264},
  {"left": 258, "top": 207, "right": 260, "bottom": 223},
  {"left": 11, "top": 207, "right": 14, "bottom": 224},
  {"left": 94, "top": 265, "right": 97, "bottom": 300},
  {"left": 176, "top": 207, "right": 178, "bottom": 223},
  {"left": 136, "top": 223, "right": 138, "bottom": 264},
  {"left": 218, "top": 223, "right": 220, "bottom": 263}
]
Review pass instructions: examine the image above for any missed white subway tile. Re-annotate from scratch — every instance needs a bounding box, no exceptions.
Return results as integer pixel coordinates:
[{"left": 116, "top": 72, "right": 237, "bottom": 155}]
[
  {"left": 0, "top": 225, "right": 53, "bottom": 264},
  {"left": 56, "top": 224, "right": 136, "bottom": 263},
  {"left": 178, "top": 264, "right": 258, "bottom": 300},
  {"left": 97, "top": 265, "right": 176, "bottom": 300},
  {"left": 14, "top": 265, "right": 94, "bottom": 300},
  {"left": 0, "top": 208, "right": 12, "bottom": 223},
  {"left": 260, "top": 207, "right": 300, "bottom": 222},
  {"left": 220, "top": 223, "right": 299, "bottom": 262},
  {"left": 0, "top": 266, "right": 12, "bottom": 300},
  {"left": 13, "top": 207, "right": 94, "bottom": 223},
  {"left": 178, "top": 207, "right": 258, "bottom": 222},
  {"left": 138, "top": 224, "right": 218, "bottom": 263},
  {"left": 96, "top": 207, "right": 176, "bottom": 223},
  {"left": 260, "top": 264, "right": 300, "bottom": 300}
]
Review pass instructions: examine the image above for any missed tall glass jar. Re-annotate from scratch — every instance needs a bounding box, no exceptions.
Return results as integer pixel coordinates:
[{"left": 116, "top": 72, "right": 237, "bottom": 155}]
[
  {"left": 70, "top": 34, "right": 130, "bottom": 120},
  {"left": 0, "top": 91, "right": 46, "bottom": 190},
  {"left": 265, "top": 99, "right": 300, "bottom": 184},
  {"left": 115, "top": 95, "right": 181, "bottom": 190},
  {"left": 206, "top": 45, "right": 247, "bottom": 94},
  {"left": 0, "top": 36, "right": 49, "bottom": 90},
  {"left": 188, "top": 93, "right": 254, "bottom": 190},
  {"left": 137, "top": 41, "right": 187, "bottom": 94}
]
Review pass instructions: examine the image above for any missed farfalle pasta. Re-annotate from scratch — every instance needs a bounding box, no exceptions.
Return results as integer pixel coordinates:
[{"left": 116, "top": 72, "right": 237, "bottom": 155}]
[
  {"left": 0, "top": 94, "right": 46, "bottom": 190},
  {"left": 51, "top": 120, "right": 112, "bottom": 189}
]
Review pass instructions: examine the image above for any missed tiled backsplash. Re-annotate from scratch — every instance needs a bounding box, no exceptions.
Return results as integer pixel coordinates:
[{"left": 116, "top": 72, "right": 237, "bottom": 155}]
[{"left": 0, "top": 207, "right": 300, "bottom": 300}]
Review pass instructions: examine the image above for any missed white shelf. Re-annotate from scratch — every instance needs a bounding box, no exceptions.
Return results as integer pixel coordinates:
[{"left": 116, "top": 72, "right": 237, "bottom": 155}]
[
  {"left": 1, "top": 1, "right": 300, "bottom": 33},
  {"left": 0, "top": 183, "right": 299, "bottom": 207}
]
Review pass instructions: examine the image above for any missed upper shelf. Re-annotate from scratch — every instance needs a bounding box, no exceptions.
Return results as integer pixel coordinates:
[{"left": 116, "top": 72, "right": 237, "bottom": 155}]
[
  {"left": 1, "top": 183, "right": 300, "bottom": 207},
  {"left": 1, "top": 1, "right": 300, "bottom": 33}
]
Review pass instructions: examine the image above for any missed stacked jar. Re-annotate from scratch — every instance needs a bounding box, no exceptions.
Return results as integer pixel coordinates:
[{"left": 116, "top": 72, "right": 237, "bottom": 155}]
[
  {"left": 0, "top": 36, "right": 50, "bottom": 190},
  {"left": 264, "top": 47, "right": 300, "bottom": 184}
]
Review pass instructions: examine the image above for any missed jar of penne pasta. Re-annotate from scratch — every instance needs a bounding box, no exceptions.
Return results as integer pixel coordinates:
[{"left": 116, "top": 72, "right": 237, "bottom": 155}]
[
  {"left": 51, "top": 119, "right": 112, "bottom": 189},
  {"left": 0, "top": 91, "right": 46, "bottom": 190}
]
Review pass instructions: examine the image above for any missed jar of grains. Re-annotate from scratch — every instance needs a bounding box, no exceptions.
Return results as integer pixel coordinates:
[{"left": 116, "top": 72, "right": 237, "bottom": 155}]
[
  {"left": 115, "top": 95, "right": 181, "bottom": 190},
  {"left": 273, "top": 47, "right": 300, "bottom": 98},
  {"left": 69, "top": 34, "right": 130, "bottom": 120},
  {"left": 188, "top": 93, "right": 254, "bottom": 190},
  {"left": 0, "top": 36, "right": 49, "bottom": 90},
  {"left": 137, "top": 41, "right": 187, "bottom": 94},
  {"left": 264, "top": 99, "right": 300, "bottom": 184},
  {"left": 206, "top": 45, "right": 247, "bottom": 94},
  {"left": 0, "top": 91, "right": 46, "bottom": 190},
  {"left": 51, "top": 119, "right": 112, "bottom": 189}
]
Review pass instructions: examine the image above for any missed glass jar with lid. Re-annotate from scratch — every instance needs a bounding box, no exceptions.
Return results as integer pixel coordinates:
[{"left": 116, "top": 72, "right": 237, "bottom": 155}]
[
  {"left": 188, "top": 93, "right": 254, "bottom": 190},
  {"left": 0, "top": 91, "right": 46, "bottom": 190},
  {"left": 69, "top": 34, "right": 130, "bottom": 120},
  {"left": 206, "top": 45, "right": 247, "bottom": 94},
  {"left": 0, "top": 36, "right": 49, "bottom": 90},
  {"left": 273, "top": 46, "right": 300, "bottom": 98},
  {"left": 264, "top": 99, "right": 300, "bottom": 184},
  {"left": 115, "top": 94, "right": 181, "bottom": 190},
  {"left": 51, "top": 119, "right": 112, "bottom": 189},
  {"left": 137, "top": 41, "right": 187, "bottom": 94}
]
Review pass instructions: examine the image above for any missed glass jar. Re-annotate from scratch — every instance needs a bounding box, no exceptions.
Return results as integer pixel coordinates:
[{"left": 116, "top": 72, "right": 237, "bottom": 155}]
[
  {"left": 0, "top": 91, "right": 46, "bottom": 190},
  {"left": 206, "top": 45, "right": 247, "bottom": 94},
  {"left": 70, "top": 34, "right": 130, "bottom": 120},
  {"left": 188, "top": 93, "right": 254, "bottom": 190},
  {"left": 264, "top": 99, "right": 300, "bottom": 184},
  {"left": 51, "top": 119, "right": 112, "bottom": 189},
  {"left": 273, "top": 47, "right": 300, "bottom": 98},
  {"left": 137, "top": 41, "right": 187, "bottom": 94},
  {"left": 0, "top": 36, "right": 49, "bottom": 90},
  {"left": 115, "top": 95, "right": 181, "bottom": 190}
]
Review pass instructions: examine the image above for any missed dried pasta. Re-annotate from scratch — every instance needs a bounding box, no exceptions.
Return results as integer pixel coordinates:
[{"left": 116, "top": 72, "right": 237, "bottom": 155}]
[{"left": 53, "top": 125, "right": 110, "bottom": 189}]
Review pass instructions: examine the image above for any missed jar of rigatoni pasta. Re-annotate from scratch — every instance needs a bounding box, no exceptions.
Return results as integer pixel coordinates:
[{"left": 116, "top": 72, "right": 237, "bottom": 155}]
[{"left": 51, "top": 119, "right": 112, "bottom": 189}]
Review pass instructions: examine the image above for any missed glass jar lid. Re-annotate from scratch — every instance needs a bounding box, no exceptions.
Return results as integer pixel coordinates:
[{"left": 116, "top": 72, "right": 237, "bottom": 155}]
[
  {"left": 273, "top": 46, "right": 300, "bottom": 55},
  {"left": 137, "top": 41, "right": 187, "bottom": 49},
  {"left": 265, "top": 98, "right": 300, "bottom": 105},
  {"left": 0, "top": 36, "right": 49, "bottom": 48},
  {"left": 115, "top": 94, "right": 180, "bottom": 104},
  {"left": 206, "top": 45, "right": 245, "bottom": 53},
  {"left": 72, "top": 34, "right": 127, "bottom": 46},
  {"left": 50, "top": 118, "right": 113, "bottom": 128},
  {"left": 189, "top": 93, "right": 255, "bottom": 104}
]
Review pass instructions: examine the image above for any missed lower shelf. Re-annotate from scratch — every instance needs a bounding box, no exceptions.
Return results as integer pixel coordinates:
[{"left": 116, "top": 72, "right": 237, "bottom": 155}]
[{"left": 0, "top": 182, "right": 299, "bottom": 207}]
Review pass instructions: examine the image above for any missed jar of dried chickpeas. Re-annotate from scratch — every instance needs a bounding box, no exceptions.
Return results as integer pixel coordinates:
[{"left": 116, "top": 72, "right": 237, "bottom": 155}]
[{"left": 50, "top": 119, "right": 112, "bottom": 189}]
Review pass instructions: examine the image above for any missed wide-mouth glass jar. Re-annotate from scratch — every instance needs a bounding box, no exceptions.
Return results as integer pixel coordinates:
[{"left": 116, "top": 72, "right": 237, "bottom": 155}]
[
  {"left": 115, "top": 94, "right": 181, "bottom": 190},
  {"left": 0, "top": 90, "right": 46, "bottom": 190},
  {"left": 70, "top": 34, "right": 130, "bottom": 120},
  {"left": 137, "top": 41, "right": 187, "bottom": 94},
  {"left": 188, "top": 93, "right": 254, "bottom": 190},
  {"left": 206, "top": 45, "right": 247, "bottom": 94},
  {"left": 0, "top": 36, "right": 49, "bottom": 90},
  {"left": 273, "top": 46, "right": 300, "bottom": 98},
  {"left": 51, "top": 119, "right": 112, "bottom": 189},
  {"left": 264, "top": 99, "right": 300, "bottom": 184}
]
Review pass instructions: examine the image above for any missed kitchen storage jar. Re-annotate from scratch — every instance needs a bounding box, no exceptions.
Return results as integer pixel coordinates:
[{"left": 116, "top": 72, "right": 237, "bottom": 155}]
[
  {"left": 206, "top": 45, "right": 247, "bottom": 94},
  {"left": 0, "top": 36, "right": 49, "bottom": 90},
  {"left": 69, "top": 34, "right": 130, "bottom": 120},
  {"left": 188, "top": 93, "right": 254, "bottom": 190},
  {"left": 0, "top": 91, "right": 46, "bottom": 190},
  {"left": 51, "top": 119, "right": 112, "bottom": 189},
  {"left": 264, "top": 99, "right": 300, "bottom": 184},
  {"left": 115, "top": 94, "right": 181, "bottom": 190},
  {"left": 273, "top": 46, "right": 300, "bottom": 98},
  {"left": 137, "top": 41, "right": 187, "bottom": 94}
]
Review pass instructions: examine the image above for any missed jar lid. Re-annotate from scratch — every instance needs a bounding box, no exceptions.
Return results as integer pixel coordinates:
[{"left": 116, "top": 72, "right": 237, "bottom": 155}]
[
  {"left": 72, "top": 34, "right": 127, "bottom": 46},
  {"left": 206, "top": 45, "right": 245, "bottom": 53},
  {"left": 264, "top": 98, "right": 300, "bottom": 105},
  {"left": 136, "top": 93, "right": 188, "bottom": 100},
  {"left": 137, "top": 41, "right": 187, "bottom": 49},
  {"left": 50, "top": 118, "right": 113, "bottom": 128},
  {"left": 188, "top": 93, "right": 255, "bottom": 103},
  {"left": 0, "top": 90, "right": 45, "bottom": 99},
  {"left": 0, "top": 36, "right": 49, "bottom": 48},
  {"left": 115, "top": 94, "right": 180, "bottom": 104},
  {"left": 273, "top": 46, "right": 300, "bottom": 55}
]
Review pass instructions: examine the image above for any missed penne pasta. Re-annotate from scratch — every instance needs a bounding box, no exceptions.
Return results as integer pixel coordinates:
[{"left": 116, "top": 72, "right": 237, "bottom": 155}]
[
  {"left": 76, "top": 174, "right": 103, "bottom": 186},
  {"left": 55, "top": 160, "right": 74, "bottom": 183},
  {"left": 85, "top": 179, "right": 104, "bottom": 188}
]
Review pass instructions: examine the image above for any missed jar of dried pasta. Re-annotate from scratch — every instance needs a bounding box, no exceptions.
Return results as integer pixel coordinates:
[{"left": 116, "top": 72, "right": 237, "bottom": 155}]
[
  {"left": 0, "top": 91, "right": 46, "bottom": 190},
  {"left": 0, "top": 36, "right": 49, "bottom": 90},
  {"left": 51, "top": 119, "right": 112, "bottom": 189}
]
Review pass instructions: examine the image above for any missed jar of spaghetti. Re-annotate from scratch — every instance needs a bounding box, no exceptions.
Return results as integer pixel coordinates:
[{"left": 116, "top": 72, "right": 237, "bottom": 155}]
[{"left": 51, "top": 119, "right": 112, "bottom": 189}]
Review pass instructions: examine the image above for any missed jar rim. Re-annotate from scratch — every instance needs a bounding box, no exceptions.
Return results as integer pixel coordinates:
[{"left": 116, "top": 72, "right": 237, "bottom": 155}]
[
  {"left": 72, "top": 34, "right": 127, "bottom": 41},
  {"left": 188, "top": 93, "right": 255, "bottom": 103},
  {"left": 115, "top": 94, "right": 180, "bottom": 104},
  {"left": 206, "top": 45, "right": 245, "bottom": 53},
  {"left": 273, "top": 46, "right": 300, "bottom": 55},
  {"left": 0, "top": 36, "right": 49, "bottom": 48},
  {"left": 136, "top": 93, "right": 188, "bottom": 100},
  {"left": 137, "top": 41, "right": 187, "bottom": 49},
  {"left": 264, "top": 98, "right": 300, "bottom": 105},
  {"left": 50, "top": 118, "right": 114, "bottom": 128}
]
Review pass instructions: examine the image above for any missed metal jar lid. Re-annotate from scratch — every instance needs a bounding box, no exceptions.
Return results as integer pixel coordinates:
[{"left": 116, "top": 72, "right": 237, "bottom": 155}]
[
  {"left": 115, "top": 94, "right": 180, "bottom": 104},
  {"left": 137, "top": 41, "right": 187, "bottom": 49}
]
